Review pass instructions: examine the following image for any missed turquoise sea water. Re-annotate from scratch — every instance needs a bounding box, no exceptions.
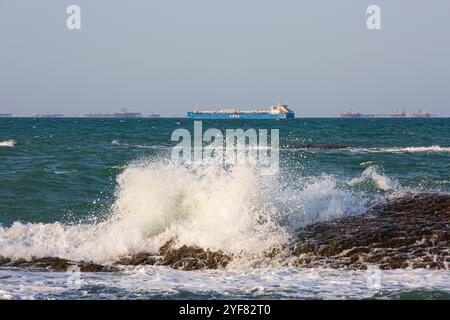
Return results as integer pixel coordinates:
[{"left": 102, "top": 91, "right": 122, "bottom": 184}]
[{"left": 0, "top": 118, "right": 449, "bottom": 299}]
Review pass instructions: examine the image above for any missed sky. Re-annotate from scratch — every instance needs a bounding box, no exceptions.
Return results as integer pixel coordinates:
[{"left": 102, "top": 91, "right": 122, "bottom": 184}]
[{"left": 0, "top": 0, "right": 449, "bottom": 117}]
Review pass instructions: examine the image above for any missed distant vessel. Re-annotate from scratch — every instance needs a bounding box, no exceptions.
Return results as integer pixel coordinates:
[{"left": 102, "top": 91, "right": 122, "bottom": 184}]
[
  {"left": 85, "top": 109, "right": 143, "bottom": 118},
  {"left": 187, "top": 103, "right": 295, "bottom": 119},
  {"left": 111, "top": 110, "right": 142, "bottom": 118},
  {"left": 148, "top": 113, "right": 161, "bottom": 118},
  {"left": 33, "top": 112, "right": 65, "bottom": 118},
  {"left": 392, "top": 108, "right": 406, "bottom": 118},
  {"left": 412, "top": 109, "right": 431, "bottom": 118},
  {"left": 340, "top": 108, "right": 430, "bottom": 118},
  {"left": 85, "top": 111, "right": 110, "bottom": 118},
  {"left": 0, "top": 113, "right": 12, "bottom": 117},
  {"left": 340, "top": 111, "right": 362, "bottom": 118}
]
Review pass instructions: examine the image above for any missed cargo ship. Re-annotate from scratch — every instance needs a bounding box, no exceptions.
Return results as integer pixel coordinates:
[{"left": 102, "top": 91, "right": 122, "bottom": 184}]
[
  {"left": 110, "top": 111, "right": 142, "bottom": 118},
  {"left": 339, "top": 111, "right": 362, "bottom": 118},
  {"left": 187, "top": 103, "right": 294, "bottom": 119},
  {"left": 0, "top": 113, "right": 12, "bottom": 117},
  {"left": 85, "top": 111, "right": 110, "bottom": 118},
  {"left": 85, "top": 109, "right": 143, "bottom": 118},
  {"left": 340, "top": 108, "right": 416, "bottom": 118},
  {"left": 33, "top": 112, "right": 66, "bottom": 118}
]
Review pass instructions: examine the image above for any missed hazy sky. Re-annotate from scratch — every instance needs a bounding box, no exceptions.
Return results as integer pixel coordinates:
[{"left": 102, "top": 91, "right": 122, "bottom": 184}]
[{"left": 1, "top": 0, "right": 449, "bottom": 116}]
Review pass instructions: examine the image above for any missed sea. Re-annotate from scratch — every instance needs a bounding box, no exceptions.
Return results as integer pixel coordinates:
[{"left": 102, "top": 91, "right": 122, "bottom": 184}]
[{"left": 0, "top": 117, "right": 449, "bottom": 300}]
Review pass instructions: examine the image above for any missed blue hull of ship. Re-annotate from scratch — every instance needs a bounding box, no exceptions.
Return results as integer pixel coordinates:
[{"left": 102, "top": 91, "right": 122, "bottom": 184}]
[{"left": 187, "top": 112, "right": 295, "bottom": 119}]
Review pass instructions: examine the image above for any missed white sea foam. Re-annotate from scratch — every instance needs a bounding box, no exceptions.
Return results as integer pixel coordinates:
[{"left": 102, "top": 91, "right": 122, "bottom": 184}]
[
  {"left": 0, "top": 267, "right": 448, "bottom": 299},
  {"left": 353, "top": 145, "right": 450, "bottom": 154},
  {"left": 349, "top": 166, "right": 397, "bottom": 191},
  {"left": 284, "top": 145, "right": 450, "bottom": 154},
  {"left": 111, "top": 139, "right": 168, "bottom": 150},
  {"left": 0, "top": 159, "right": 364, "bottom": 263},
  {"left": 0, "top": 140, "right": 16, "bottom": 147}
]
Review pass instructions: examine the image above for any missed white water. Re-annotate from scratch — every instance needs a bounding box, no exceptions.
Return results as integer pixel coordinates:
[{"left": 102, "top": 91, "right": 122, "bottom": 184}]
[
  {"left": 0, "top": 267, "right": 448, "bottom": 300},
  {"left": 353, "top": 145, "right": 450, "bottom": 153},
  {"left": 0, "top": 158, "right": 365, "bottom": 263},
  {"left": 349, "top": 166, "right": 397, "bottom": 191},
  {"left": 284, "top": 145, "right": 450, "bottom": 154},
  {"left": 0, "top": 140, "right": 16, "bottom": 147}
]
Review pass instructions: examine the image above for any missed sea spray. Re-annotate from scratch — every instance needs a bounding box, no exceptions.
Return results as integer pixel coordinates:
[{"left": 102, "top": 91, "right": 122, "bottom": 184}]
[
  {"left": 0, "top": 158, "right": 365, "bottom": 264},
  {"left": 109, "top": 160, "right": 288, "bottom": 254},
  {"left": 349, "top": 166, "right": 397, "bottom": 191}
]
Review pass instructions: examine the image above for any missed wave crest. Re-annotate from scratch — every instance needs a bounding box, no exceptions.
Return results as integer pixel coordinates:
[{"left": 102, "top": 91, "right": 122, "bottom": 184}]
[
  {"left": 349, "top": 166, "right": 397, "bottom": 191},
  {"left": 0, "top": 140, "right": 16, "bottom": 147},
  {"left": 354, "top": 145, "right": 450, "bottom": 154}
]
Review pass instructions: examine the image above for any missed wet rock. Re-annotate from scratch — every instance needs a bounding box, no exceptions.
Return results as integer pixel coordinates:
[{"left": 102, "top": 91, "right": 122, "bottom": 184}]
[
  {"left": 292, "top": 193, "right": 450, "bottom": 269},
  {"left": 114, "top": 240, "right": 232, "bottom": 271},
  {"left": 158, "top": 244, "right": 231, "bottom": 270},
  {"left": 114, "top": 252, "right": 160, "bottom": 266},
  {"left": 0, "top": 256, "right": 118, "bottom": 272},
  {"left": 0, "top": 244, "right": 231, "bottom": 272}
]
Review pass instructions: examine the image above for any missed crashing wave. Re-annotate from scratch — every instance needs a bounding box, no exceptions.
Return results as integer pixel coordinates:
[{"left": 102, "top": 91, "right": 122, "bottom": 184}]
[{"left": 0, "top": 158, "right": 362, "bottom": 264}]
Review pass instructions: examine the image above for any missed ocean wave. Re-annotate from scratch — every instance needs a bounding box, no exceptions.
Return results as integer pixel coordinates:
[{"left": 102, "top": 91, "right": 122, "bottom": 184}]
[
  {"left": 0, "top": 140, "right": 16, "bottom": 147},
  {"left": 349, "top": 166, "right": 397, "bottom": 191},
  {"left": 283, "top": 144, "right": 450, "bottom": 154},
  {"left": 1, "top": 193, "right": 448, "bottom": 272},
  {"left": 133, "top": 145, "right": 170, "bottom": 149},
  {"left": 0, "top": 159, "right": 363, "bottom": 263},
  {"left": 0, "top": 159, "right": 447, "bottom": 271},
  {"left": 353, "top": 145, "right": 450, "bottom": 154},
  {"left": 54, "top": 170, "right": 77, "bottom": 175},
  {"left": 111, "top": 140, "right": 169, "bottom": 149}
]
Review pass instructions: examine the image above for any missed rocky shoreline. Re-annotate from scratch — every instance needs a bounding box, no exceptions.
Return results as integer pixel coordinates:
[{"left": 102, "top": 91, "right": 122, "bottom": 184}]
[
  {"left": 1, "top": 193, "right": 448, "bottom": 272},
  {"left": 291, "top": 193, "right": 449, "bottom": 269}
]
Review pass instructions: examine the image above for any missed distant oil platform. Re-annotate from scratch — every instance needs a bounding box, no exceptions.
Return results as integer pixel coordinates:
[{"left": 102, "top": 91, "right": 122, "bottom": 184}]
[{"left": 340, "top": 109, "right": 432, "bottom": 118}]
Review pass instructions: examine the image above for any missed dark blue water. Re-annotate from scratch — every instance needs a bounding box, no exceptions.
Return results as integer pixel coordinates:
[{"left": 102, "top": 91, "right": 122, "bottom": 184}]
[{"left": 1, "top": 118, "right": 449, "bottom": 225}]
